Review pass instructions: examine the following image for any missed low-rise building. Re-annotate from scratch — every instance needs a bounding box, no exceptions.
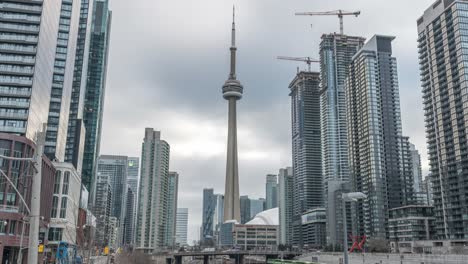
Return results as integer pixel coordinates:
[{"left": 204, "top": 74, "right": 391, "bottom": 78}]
[
  {"left": 233, "top": 208, "right": 278, "bottom": 250},
  {"left": 389, "top": 205, "right": 435, "bottom": 253},
  {"left": 48, "top": 162, "right": 82, "bottom": 261},
  {"left": 301, "top": 208, "right": 326, "bottom": 249}
]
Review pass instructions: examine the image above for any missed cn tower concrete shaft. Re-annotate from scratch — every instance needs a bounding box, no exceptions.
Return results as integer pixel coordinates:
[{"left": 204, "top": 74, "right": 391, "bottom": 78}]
[
  {"left": 224, "top": 97, "right": 241, "bottom": 222},
  {"left": 222, "top": 7, "right": 243, "bottom": 222}
]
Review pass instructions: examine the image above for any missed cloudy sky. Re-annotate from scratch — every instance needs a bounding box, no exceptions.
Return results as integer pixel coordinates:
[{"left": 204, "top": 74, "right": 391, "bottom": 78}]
[{"left": 101, "top": 0, "right": 435, "bottom": 243}]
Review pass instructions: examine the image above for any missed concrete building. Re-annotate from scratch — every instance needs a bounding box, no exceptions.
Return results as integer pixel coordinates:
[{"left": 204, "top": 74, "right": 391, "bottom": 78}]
[
  {"left": 44, "top": 0, "right": 81, "bottom": 161},
  {"left": 176, "top": 208, "right": 189, "bottom": 246},
  {"left": 222, "top": 9, "right": 243, "bottom": 223},
  {"left": 93, "top": 168, "right": 112, "bottom": 248},
  {"left": 422, "top": 177, "right": 433, "bottom": 206},
  {"left": 417, "top": 0, "right": 468, "bottom": 240},
  {"left": 0, "top": 134, "right": 56, "bottom": 263},
  {"left": 135, "top": 128, "right": 171, "bottom": 252},
  {"left": 278, "top": 167, "right": 293, "bottom": 245},
  {"left": 97, "top": 155, "right": 128, "bottom": 245},
  {"left": 265, "top": 174, "right": 278, "bottom": 210},
  {"left": 108, "top": 216, "right": 118, "bottom": 250},
  {"left": 123, "top": 186, "right": 135, "bottom": 246},
  {"left": 233, "top": 208, "right": 279, "bottom": 250},
  {"left": 48, "top": 162, "right": 82, "bottom": 258},
  {"left": 301, "top": 208, "right": 327, "bottom": 249},
  {"left": 389, "top": 205, "right": 435, "bottom": 253},
  {"left": 289, "top": 71, "right": 322, "bottom": 247},
  {"left": 166, "top": 171, "right": 179, "bottom": 248},
  {"left": 400, "top": 137, "right": 417, "bottom": 205},
  {"left": 319, "top": 34, "right": 365, "bottom": 247},
  {"left": 346, "top": 35, "right": 408, "bottom": 240}
]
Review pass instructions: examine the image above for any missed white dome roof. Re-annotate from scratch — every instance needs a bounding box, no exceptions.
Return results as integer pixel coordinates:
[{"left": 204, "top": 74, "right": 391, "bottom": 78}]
[{"left": 246, "top": 208, "right": 279, "bottom": 226}]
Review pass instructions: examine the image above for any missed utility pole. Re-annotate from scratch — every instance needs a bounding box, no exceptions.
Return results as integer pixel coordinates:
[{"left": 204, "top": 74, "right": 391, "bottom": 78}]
[{"left": 28, "top": 124, "right": 46, "bottom": 264}]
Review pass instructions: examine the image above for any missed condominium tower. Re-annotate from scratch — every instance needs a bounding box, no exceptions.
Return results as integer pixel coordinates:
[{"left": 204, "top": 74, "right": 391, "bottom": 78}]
[
  {"left": 278, "top": 167, "right": 293, "bottom": 245},
  {"left": 176, "top": 208, "right": 189, "bottom": 246},
  {"left": 0, "top": 1, "right": 62, "bottom": 138},
  {"left": 346, "top": 35, "right": 407, "bottom": 239},
  {"left": 135, "top": 128, "right": 171, "bottom": 251},
  {"left": 417, "top": 0, "right": 468, "bottom": 240},
  {"left": 44, "top": 0, "right": 81, "bottom": 161},
  {"left": 319, "top": 34, "right": 365, "bottom": 246},
  {"left": 166, "top": 171, "right": 179, "bottom": 247},
  {"left": 289, "top": 71, "right": 322, "bottom": 247},
  {"left": 96, "top": 155, "right": 128, "bottom": 245}
]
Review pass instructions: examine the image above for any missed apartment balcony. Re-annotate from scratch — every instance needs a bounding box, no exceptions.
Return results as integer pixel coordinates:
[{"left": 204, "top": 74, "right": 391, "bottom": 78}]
[
  {"left": 0, "top": 125, "right": 25, "bottom": 134},
  {"left": 0, "top": 22, "right": 40, "bottom": 34},
  {"left": 0, "top": 65, "right": 34, "bottom": 76},
  {"left": 0, "top": 100, "right": 29, "bottom": 108},
  {"left": 0, "top": 11, "right": 41, "bottom": 24},
  {"left": 0, "top": 88, "right": 31, "bottom": 97},
  {"left": 0, "top": 2, "right": 42, "bottom": 14},
  {"left": 0, "top": 33, "right": 38, "bottom": 44},
  {"left": 0, "top": 112, "right": 28, "bottom": 120}
]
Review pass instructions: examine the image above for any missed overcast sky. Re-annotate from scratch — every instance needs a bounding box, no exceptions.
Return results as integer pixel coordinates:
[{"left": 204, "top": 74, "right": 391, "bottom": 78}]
[{"left": 101, "top": 0, "right": 435, "bottom": 243}]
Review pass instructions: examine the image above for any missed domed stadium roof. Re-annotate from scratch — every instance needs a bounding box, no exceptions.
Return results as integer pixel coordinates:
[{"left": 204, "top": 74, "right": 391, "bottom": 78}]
[{"left": 246, "top": 208, "right": 278, "bottom": 226}]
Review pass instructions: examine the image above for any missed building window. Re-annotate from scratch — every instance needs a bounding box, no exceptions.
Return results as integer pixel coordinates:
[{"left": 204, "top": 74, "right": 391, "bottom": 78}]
[
  {"left": 48, "top": 228, "right": 63, "bottom": 242},
  {"left": 62, "top": 171, "right": 69, "bottom": 195},
  {"left": 54, "top": 171, "right": 61, "bottom": 194},
  {"left": 60, "top": 197, "right": 67, "bottom": 218},
  {"left": 8, "top": 220, "right": 15, "bottom": 235},
  {"left": 51, "top": 196, "right": 59, "bottom": 218},
  {"left": 0, "top": 220, "right": 6, "bottom": 234}
]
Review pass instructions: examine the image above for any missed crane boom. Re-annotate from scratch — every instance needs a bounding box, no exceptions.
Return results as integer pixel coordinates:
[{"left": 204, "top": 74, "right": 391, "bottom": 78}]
[
  {"left": 277, "top": 56, "right": 319, "bottom": 72},
  {"left": 295, "top": 9, "right": 361, "bottom": 34}
]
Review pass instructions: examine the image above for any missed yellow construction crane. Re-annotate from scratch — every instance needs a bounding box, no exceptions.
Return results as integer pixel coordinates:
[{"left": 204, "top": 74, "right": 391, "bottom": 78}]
[
  {"left": 277, "top": 56, "right": 319, "bottom": 72},
  {"left": 295, "top": 10, "right": 361, "bottom": 35}
]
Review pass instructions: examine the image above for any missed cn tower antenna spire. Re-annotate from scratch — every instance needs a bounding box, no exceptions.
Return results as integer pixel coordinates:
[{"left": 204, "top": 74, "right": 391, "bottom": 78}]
[{"left": 229, "top": 5, "right": 237, "bottom": 79}]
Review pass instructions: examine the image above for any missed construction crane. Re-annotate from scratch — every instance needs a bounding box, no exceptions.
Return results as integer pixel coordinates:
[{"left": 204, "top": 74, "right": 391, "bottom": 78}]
[
  {"left": 295, "top": 10, "right": 361, "bottom": 35},
  {"left": 277, "top": 56, "right": 319, "bottom": 72}
]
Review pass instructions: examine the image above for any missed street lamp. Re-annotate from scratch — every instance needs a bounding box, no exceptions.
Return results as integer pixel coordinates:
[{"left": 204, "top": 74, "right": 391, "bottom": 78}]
[{"left": 342, "top": 192, "right": 367, "bottom": 264}]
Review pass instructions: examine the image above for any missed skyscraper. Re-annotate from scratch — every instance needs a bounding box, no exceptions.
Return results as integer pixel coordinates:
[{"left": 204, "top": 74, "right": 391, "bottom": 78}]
[
  {"left": 212, "top": 194, "right": 224, "bottom": 242},
  {"left": 0, "top": 0, "right": 62, "bottom": 138},
  {"left": 222, "top": 8, "right": 243, "bottom": 223},
  {"left": 65, "top": 0, "right": 95, "bottom": 170},
  {"left": 176, "top": 208, "right": 189, "bottom": 246},
  {"left": 135, "top": 128, "right": 170, "bottom": 251},
  {"left": 123, "top": 186, "right": 135, "bottom": 246},
  {"left": 265, "top": 174, "right": 278, "bottom": 210},
  {"left": 44, "top": 0, "right": 81, "bottom": 161},
  {"left": 82, "top": 0, "right": 112, "bottom": 194},
  {"left": 202, "top": 188, "right": 215, "bottom": 240},
  {"left": 93, "top": 170, "right": 113, "bottom": 247},
  {"left": 240, "top": 195, "right": 250, "bottom": 224},
  {"left": 410, "top": 143, "right": 423, "bottom": 193},
  {"left": 319, "top": 33, "right": 365, "bottom": 246},
  {"left": 250, "top": 198, "right": 265, "bottom": 219},
  {"left": 417, "top": 0, "right": 468, "bottom": 240},
  {"left": 96, "top": 155, "right": 128, "bottom": 246},
  {"left": 278, "top": 167, "right": 293, "bottom": 245},
  {"left": 289, "top": 71, "right": 322, "bottom": 247},
  {"left": 166, "top": 172, "right": 179, "bottom": 247},
  {"left": 346, "top": 35, "right": 406, "bottom": 240}
]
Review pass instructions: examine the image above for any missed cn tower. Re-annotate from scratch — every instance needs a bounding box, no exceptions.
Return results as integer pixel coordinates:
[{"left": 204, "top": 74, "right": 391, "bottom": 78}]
[{"left": 222, "top": 7, "right": 243, "bottom": 223}]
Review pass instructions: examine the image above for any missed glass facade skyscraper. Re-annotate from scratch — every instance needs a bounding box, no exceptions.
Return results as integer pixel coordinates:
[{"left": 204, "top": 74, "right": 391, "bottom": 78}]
[
  {"left": 289, "top": 71, "right": 322, "bottom": 247},
  {"left": 278, "top": 167, "right": 293, "bottom": 245},
  {"left": 0, "top": 1, "right": 62, "bottom": 139},
  {"left": 265, "top": 174, "right": 278, "bottom": 210},
  {"left": 175, "top": 208, "right": 189, "bottom": 246},
  {"left": 319, "top": 33, "right": 365, "bottom": 246},
  {"left": 346, "top": 35, "right": 408, "bottom": 240},
  {"left": 417, "top": 0, "right": 468, "bottom": 240},
  {"left": 165, "top": 171, "right": 179, "bottom": 247},
  {"left": 44, "top": 0, "right": 81, "bottom": 161}
]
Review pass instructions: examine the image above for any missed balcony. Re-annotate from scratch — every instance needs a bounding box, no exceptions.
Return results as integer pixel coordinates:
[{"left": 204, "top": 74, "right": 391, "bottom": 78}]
[
  {"left": 0, "top": 112, "right": 28, "bottom": 120},
  {"left": 0, "top": 125, "right": 25, "bottom": 134},
  {"left": 0, "top": 100, "right": 29, "bottom": 108},
  {"left": 0, "top": 33, "right": 38, "bottom": 44},
  {"left": 0, "top": 2, "right": 42, "bottom": 14}
]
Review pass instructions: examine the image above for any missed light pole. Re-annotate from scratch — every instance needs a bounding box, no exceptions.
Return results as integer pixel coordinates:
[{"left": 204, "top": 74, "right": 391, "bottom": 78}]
[{"left": 342, "top": 192, "right": 367, "bottom": 264}]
